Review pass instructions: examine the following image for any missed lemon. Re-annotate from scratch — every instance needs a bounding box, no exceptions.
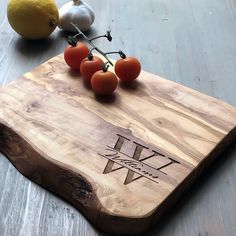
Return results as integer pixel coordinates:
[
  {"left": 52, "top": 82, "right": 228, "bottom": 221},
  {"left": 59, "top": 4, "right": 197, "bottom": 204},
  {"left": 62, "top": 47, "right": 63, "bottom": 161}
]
[{"left": 7, "top": 0, "right": 59, "bottom": 40}]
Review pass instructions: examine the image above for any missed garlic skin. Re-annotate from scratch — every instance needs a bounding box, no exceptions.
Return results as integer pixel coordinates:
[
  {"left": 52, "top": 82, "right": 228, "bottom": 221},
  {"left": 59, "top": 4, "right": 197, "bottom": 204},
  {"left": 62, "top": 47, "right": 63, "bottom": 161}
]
[{"left": 59, "top": 0, "right": 95, "bottom": 32}]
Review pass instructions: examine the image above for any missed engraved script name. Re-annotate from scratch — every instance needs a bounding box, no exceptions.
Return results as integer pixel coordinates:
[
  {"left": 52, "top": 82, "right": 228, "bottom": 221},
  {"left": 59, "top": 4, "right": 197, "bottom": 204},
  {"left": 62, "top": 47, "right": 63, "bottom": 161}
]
[
  {"left": 100, "top": 146, "right": 160, "bottom": 184},
  {"left": 99, "top": 134, "right": 180, "bottom": 185}
]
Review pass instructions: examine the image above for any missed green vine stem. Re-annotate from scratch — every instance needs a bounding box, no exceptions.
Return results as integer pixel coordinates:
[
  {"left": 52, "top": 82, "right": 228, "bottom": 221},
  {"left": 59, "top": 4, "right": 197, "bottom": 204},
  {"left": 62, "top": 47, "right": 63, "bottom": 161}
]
[
  {"left": 70, "top": 23, "right": 114, "bottom": 66},
  {"left": 105, "top": 50, "right": 126, "bottom": 59},
  {"left": 90, "top": 31, "right": 112, "bottom": 42},
  {"left": 102, "top": 62, "right": 110, "bottom": 72}
]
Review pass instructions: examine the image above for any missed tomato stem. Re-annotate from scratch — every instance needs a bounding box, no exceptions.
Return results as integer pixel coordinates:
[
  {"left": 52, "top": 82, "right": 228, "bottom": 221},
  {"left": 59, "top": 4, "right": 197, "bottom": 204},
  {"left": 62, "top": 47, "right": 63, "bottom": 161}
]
[
  {"left": 105, "top": 50, "right": 126, "bottom": 59},
  {"left": 88, "top": 47, "right": 96, "bottom": 60},
  {"left": 102, "top": 62, "right": 110, "bottom": 72},
  {"left": 70, "top": 23, "right": 114, "bottom": 66},
  {"left": 67, "top": 35, "right": 78, "bottom": 47},
  {"left": 88, "top": 52, "right": 93, "bottom": 60},
  {"left": 90, "top": 31, "right": 112, "bottom": 42}
]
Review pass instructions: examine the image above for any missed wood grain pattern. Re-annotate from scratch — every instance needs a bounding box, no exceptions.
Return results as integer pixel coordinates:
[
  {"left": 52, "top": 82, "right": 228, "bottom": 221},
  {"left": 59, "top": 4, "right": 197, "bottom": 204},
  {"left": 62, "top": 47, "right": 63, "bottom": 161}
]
[
  {"left": 1, "top": 0, "right": 236, "bottom": 235},
  {"left": 0, "top": 54, "right": 236, "bottom": 235}
]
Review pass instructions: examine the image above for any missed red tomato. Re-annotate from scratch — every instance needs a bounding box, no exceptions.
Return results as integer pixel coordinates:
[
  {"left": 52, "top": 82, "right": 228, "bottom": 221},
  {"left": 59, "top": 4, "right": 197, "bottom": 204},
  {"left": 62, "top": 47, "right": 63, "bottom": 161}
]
[
  {"left": 91, "top": 70, "right": 118, "bottom": 95},
  {"left": 114, "top": 57, "right": 141, "bottom": 81},
  {"left": 80, "top": 56, "right": 104, "bottom": 81},
  {"left": 64, "top": 43, "right": 89, "bottom": 70}
]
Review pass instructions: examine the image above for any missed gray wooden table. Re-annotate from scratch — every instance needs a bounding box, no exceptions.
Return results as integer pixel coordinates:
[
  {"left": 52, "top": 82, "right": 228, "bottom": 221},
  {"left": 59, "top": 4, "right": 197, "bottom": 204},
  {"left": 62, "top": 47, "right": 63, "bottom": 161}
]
[{"left": 1, "top": 0, "right": 236, "bottom": 235}]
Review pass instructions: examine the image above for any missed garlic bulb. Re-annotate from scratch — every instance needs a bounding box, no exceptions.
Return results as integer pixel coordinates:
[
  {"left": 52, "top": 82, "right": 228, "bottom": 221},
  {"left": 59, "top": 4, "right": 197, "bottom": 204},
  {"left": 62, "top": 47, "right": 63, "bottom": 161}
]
[{"left": 58, "top": 0, "right": 95, "bottom": 32}]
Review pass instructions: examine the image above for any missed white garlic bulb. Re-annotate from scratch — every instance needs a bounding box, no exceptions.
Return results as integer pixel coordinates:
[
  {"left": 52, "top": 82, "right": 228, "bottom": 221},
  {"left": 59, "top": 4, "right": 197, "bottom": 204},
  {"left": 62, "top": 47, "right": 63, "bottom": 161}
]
[{"left": 59, "top": 0, "right": 95, "bottom": 32}]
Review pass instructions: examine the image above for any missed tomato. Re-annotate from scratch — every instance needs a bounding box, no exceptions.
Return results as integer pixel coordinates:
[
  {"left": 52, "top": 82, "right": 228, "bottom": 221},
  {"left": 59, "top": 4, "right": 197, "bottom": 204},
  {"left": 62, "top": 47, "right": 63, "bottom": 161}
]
[
  {"left": 64, "top": 42, "right": 89, "bottom": 70},
  {"left": 80, "top": 56, "right": 104, "bottom": 81},
  {"left": 114, "top": 57, "right": 141, "bottom": 81},
  {"left": 91, "top": 70, "right": 118, "bottom": 95}
]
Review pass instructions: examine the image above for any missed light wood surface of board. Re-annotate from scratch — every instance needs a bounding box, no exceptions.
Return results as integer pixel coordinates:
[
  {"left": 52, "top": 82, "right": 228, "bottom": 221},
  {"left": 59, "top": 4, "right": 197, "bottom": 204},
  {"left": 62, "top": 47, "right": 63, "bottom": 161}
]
[
  {"left": 0, "top": 54, "right": 236, "bottom": 234},
  {"left": 1, "top": 0, "right": 236, "bottom": 236}
]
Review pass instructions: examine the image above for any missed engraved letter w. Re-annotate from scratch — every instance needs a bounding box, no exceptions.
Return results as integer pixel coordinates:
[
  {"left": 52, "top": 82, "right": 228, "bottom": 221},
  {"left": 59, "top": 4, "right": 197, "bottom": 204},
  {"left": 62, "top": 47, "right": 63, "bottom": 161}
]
[{"left": 103, "top": 134, "right": 168, "bottom": 185}]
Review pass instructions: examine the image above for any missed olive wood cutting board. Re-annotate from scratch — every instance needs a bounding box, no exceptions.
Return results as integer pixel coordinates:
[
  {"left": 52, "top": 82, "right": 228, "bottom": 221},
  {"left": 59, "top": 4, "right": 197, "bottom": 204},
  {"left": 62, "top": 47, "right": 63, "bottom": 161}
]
[{"left": 0, "top": 54, "right": 236, "bottom": 235}]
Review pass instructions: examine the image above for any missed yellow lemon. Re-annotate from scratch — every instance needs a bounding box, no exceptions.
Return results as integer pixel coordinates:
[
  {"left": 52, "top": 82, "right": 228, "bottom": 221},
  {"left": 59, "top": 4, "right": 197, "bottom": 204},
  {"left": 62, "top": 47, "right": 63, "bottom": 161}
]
[{"left": 7, "top": 0, "right": 59, "bottom": 40}]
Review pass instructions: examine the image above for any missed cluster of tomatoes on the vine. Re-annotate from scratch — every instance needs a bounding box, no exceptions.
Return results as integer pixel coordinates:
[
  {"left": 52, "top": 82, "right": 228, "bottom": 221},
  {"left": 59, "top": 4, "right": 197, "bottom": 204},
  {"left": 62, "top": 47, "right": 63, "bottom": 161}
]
[{"left": 64, "top": 26, "right": 141, "bottom": 95}]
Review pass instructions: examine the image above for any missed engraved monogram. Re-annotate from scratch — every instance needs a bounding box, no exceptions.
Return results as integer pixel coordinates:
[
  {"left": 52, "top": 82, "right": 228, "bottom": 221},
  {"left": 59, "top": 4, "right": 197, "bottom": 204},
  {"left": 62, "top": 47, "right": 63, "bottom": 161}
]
[{"left": 98, "top": 134, "right": 180, "bottom": 185}]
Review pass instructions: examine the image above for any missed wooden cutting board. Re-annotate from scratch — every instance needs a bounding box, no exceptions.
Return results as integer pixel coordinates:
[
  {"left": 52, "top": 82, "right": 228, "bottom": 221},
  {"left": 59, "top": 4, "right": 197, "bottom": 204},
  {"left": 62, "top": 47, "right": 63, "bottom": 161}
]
[{"left": 0, "top": 54, "right": 236, "bottom": 235}]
